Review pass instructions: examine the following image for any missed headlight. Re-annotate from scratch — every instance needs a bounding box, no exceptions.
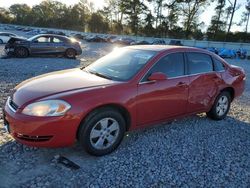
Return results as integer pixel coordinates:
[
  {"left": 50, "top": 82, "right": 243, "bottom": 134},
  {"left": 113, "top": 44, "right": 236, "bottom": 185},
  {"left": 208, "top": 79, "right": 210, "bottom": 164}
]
[{"left": 22, "top": 100, "right": 71, "bottom": 117}]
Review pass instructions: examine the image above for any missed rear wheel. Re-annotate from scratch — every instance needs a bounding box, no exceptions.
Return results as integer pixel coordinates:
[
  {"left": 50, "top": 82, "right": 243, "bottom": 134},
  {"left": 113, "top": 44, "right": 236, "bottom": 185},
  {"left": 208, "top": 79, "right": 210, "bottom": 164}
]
[
  {"left": 206, "top": 91, "right": 231, "bottom": 120},
  {"left": 78, "top": 108, "right": 126, "bottom": 156},
  {"left": 65, "top": 48, "right": 76, "bottom": 59},
  {"left": 14, "top": 47, "right": 29, "bottom": 58}
]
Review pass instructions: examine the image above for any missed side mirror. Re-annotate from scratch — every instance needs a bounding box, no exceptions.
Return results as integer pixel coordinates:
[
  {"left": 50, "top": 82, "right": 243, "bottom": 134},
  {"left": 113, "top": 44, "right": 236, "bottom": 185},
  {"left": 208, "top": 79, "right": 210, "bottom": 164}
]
[
  {"left": 148, "top": 72, "right": 167, "bottom": 81},
  {"left": 33, "top": 40, "right": 38, "bottom": 43}
]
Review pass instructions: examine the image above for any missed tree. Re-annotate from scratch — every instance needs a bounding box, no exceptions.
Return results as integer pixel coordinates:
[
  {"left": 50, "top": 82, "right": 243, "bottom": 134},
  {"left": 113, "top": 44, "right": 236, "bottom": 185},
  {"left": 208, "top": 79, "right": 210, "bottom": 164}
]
[
  {"left": 103, "top": 0, "right": 124, "bottom": 33},
  {"left": 0, "top": 8, "right": 12, "bottom": 23},
  {"left": 239, "top": 1, "right": 250, "bottom": 33},
  {"left": 179, "top": 0, "right": 209, "bottom": 39},
  {"left": 88, "top": 13, "right": 109, "bottom": 33},
  {"left": 245, "top": 2, "right": 250, "bottom": 32},
  {"left": 147, "top": 0, "right": 165, "bottom": 28},
  {"left": 119, "top": 0, "right": 147, "bottom": 35},
  {"left": 166, "top": 2, "right": 180, "bottom": 31},
  {"left": 142, "top": 11, "right": 155, "bottom": 36},
  {"left": 226, "top": 0, "right": 237, "bottom": 34},
  {"left": 207, "top": 0, "right": 226, "bottom": 39},
  {"left": 9, "top": 4, "right": 32, "bottom": 25}
]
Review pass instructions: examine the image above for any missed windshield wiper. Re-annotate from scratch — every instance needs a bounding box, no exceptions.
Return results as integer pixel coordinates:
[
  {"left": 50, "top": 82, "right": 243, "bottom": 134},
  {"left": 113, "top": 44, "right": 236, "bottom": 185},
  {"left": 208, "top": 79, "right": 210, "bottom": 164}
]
[{"left": 87, "top": 70, "right": 113, "bottom": 80}]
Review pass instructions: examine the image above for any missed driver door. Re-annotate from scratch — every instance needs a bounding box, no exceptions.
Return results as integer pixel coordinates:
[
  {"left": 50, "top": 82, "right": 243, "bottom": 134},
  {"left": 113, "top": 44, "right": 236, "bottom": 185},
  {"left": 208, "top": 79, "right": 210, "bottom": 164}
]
[
  {"left": 136, "top": 52, "right": 189, "bottom": 126},
  {"left": 30, "top": 36, "right": 52, "bottom": 54}
]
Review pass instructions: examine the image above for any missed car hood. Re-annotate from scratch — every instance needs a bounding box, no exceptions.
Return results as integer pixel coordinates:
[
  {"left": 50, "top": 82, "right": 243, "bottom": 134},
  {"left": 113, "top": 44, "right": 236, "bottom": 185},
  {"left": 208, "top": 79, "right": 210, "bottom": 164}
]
[
  {"left": 7, "top": 36, "right": 28, "bottom": 44},
  {"left": 12, "top": 68, "right": 116, "bottom": 108}
]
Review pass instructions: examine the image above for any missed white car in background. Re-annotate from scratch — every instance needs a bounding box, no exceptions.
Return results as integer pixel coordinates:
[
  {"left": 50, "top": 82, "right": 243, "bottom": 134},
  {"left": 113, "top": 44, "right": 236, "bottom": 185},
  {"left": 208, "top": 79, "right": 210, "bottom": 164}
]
[{"left": 0, "top": 32, "right": 17, "bottom": 44}]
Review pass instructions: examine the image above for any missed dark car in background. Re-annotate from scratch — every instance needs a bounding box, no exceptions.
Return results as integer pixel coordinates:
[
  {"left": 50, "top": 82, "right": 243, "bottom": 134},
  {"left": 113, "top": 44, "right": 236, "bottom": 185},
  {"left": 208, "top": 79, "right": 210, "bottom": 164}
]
[
  {"left": 112, "top": 37, "right": 135, "bottom": 45},
  {"left": 86, "top": 35, "right": 107, "bottom": 42},
  {"left": 5, "top": 34, "right": 82, "bottom": 58},
  {"left": 71, "top": 33, "right": 85, "bottom": 40},
  {"left": 152, "top": 39, "right": 166, "bottom": 45},
  {"left": 169, "top": 40, "right": 183, "bottom": 46}
]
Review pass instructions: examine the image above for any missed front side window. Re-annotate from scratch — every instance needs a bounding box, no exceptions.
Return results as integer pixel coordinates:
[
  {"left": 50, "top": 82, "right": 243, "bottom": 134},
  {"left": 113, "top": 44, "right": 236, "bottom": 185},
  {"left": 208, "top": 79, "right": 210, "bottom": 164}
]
[
  {"left": 187, "top": 52, "right": 213, "bottom": 74},
  {"left": 36, "top": 37, "right": 50, "bottom": 43},
  {"left": 143, "top": 52, "right": 185, "bottom": 81},
  {"left": 85, "top": 48, "right": 156, "bottom": 81},
  {"left": 29, "top": 36, "right": 51, "bottom": 43}
]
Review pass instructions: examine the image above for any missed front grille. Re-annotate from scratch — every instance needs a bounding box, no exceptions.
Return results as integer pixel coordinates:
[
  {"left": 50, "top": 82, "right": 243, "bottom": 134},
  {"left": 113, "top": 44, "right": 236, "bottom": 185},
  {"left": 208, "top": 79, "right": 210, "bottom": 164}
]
[
  {"left": 9, "top": 99, "right": 18, "bottom": 110},
  {"left": 7, "top": 97, "right": 19, "bottom": 112},
  {"left": 16, "top": 133, "right": 53, "bottom": 142}
]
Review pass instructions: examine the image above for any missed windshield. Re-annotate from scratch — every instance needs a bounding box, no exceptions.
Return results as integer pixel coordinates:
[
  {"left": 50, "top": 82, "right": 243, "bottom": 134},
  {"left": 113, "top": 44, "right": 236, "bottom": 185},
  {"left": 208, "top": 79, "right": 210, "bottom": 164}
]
[
  {"left": 85, "top": 48, "right": 156, "bottom": 81},
  {"left": 28, "top": 35, "right": 38, "bottom": 41}
]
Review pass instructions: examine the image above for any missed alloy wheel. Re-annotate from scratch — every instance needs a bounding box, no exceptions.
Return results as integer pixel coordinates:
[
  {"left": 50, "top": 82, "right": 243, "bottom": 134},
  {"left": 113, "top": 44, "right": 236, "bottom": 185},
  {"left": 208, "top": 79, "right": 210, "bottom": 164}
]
[
  {"left": 90, "top": 117, "right": 120, "bottom": 150},
  {"left": 216, "top": 95, "right": 229, "bottom": 116}
]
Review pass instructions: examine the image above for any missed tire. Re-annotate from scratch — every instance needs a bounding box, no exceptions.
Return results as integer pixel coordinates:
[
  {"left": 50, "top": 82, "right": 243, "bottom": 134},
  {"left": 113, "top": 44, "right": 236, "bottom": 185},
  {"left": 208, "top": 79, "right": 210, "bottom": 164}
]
[
  {"left": 0, "top": 39, "right": 3, "bottom": 44},
  {"left": 14, "top": 47, "right": 29, "bottom": 58},
  {"left": 78, "top": 107, "right": 126, "bottom": 156},
  {"left": 206, "top": 91, "right": 231, "bottom": 120},
  {"left": 65, "top": 48, "right": 76, "bottom": 59}
]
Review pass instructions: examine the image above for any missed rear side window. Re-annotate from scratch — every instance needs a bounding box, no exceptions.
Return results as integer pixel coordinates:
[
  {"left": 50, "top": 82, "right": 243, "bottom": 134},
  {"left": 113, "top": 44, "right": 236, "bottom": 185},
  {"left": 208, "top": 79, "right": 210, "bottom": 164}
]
[
  {"left": 143, "top": 52, "right": 185, "bottom": 80},
  {"left": 53, "top": 37, "right": 63, "bottom": 43},
  {"left": 187, "top": 52, "right": 213, "bottom": 74},
  {"left": 213, "top": 58, "right": 225, "bottom": 71}
]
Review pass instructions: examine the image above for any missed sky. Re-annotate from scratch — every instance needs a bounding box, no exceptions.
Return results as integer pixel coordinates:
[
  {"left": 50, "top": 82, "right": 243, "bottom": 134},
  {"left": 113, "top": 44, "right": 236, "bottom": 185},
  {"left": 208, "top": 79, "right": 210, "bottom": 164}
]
[{"left": 0, "top": 0, "right": 248, "bottom": 32}]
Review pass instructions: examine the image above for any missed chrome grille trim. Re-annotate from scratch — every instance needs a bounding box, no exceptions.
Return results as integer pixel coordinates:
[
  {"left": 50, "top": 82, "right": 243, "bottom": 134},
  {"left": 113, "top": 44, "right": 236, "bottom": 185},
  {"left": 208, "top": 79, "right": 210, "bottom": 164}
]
[{"left": 7, "top": 97, "right": 18, "bottom": 113}]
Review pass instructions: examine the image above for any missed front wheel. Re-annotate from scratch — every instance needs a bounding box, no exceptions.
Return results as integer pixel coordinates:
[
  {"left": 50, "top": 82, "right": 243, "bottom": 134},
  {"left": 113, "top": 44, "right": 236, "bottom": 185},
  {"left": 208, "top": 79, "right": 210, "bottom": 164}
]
[
  {"left": 14, "top": 47, "right": 29, "bottom": 58},
  {"left": 65, "top": 48, "right": 76, "bottom": 59},
  {"left": 206, "top": 91, "right": 231, "bottom": 120},
  {"left": 78, "top": 108, "right": 126, "bottom": 156}
]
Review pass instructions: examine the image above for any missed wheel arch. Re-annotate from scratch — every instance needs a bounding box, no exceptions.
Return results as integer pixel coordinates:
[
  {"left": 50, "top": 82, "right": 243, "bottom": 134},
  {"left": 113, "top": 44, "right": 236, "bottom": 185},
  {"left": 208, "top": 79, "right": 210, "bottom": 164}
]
[
  {"left": 76, "top": 103, "right": 131, "bottom": 140},
  {"left": 65, "top": 48, "right": 77, "bottom": 53},
  {"left": 15, "top": 46, "right": 30, "bottom": 55},
  {"left": 220, "top": 87, "right": 235, "bottom": 101}
]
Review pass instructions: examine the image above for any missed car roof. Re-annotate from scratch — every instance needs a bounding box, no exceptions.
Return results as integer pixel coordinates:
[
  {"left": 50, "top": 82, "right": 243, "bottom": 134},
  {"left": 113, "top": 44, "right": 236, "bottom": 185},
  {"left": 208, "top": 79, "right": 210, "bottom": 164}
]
[
  {"left": 126, "top": 45, "right": 198, "bottom": 52},
  {"left": 34, "top": 34, "right": 68, "bottom": 39}
]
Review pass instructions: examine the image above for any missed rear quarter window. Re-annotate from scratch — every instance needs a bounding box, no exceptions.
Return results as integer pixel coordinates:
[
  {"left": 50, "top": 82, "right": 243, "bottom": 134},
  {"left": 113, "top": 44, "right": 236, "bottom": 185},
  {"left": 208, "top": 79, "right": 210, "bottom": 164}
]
[
  {"left": 187, "top": 52, "right": 213, "bottom": 74},
  {"left": 213, "top": 58, "right": 225, "bottom": 71}
]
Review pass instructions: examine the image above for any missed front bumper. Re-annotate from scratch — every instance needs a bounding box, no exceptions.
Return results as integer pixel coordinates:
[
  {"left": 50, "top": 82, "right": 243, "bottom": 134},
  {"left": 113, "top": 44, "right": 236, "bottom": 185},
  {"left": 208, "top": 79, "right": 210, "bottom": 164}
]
[
  {"left": 4, "top": 46, "right": 15, "bottom": 56},
  {"left": 3, "top": 100, "right": 81, "bottom": 147}
]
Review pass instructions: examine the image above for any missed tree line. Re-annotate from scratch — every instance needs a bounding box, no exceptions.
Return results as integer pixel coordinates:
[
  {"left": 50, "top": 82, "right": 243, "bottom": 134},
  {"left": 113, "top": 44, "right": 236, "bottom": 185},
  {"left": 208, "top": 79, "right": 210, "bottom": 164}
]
[{"left": 0, "top": 0, "right": 249, "bottom": 42}]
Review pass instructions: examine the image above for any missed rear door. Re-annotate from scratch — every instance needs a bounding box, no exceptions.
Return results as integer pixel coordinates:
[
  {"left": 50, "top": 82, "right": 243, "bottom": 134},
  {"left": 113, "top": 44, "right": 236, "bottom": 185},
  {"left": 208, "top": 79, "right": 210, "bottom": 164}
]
[
  {"left": 51, "top": 36, "right": 67, "bottom": 54},
  {"left": 186, "top": 52, "right": 223, "bottom": 113},
  {"left": 136, "top": 52, "right": 189, "bottom": 126}
]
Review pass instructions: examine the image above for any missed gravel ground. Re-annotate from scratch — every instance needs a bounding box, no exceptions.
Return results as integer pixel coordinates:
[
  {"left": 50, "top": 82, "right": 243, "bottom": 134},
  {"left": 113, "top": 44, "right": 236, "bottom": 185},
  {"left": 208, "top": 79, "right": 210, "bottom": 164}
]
[{"left": 0, "top": 41, "right": 250, "bottom": 187}]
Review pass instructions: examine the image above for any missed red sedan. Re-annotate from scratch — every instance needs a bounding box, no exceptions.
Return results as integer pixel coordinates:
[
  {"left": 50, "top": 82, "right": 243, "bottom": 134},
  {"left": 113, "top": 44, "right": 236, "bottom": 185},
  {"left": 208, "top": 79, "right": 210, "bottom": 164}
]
[{"left": 3, "top": 45, "right": 246, "bottom": 156}]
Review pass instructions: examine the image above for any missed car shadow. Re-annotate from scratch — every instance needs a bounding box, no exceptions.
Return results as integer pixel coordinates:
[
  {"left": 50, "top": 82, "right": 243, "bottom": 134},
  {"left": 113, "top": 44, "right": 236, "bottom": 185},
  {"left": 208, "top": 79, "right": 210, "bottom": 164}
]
[{"left": 0, "top": 114, "right": 250, "bottom": 187}]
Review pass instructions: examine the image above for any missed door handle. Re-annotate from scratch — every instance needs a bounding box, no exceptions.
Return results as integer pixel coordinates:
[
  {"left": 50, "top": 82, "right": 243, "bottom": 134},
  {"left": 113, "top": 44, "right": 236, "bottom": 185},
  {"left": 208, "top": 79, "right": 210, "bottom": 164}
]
[{"left": 177, "top": 81, "right": 186, "bottom": 86}]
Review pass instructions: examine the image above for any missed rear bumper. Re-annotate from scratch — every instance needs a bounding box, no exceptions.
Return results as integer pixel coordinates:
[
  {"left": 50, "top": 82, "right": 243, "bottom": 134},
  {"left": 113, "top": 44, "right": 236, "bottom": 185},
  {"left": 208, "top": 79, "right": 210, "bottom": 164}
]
[
  {"left": 3, "top": 101, "right": 81, "bottom": 147},
  {"left": 76, "top": 48, "right": 82, "bottom": 55},
  {"left": 233, "top": 77, "right": 246, "bottom": 99}
]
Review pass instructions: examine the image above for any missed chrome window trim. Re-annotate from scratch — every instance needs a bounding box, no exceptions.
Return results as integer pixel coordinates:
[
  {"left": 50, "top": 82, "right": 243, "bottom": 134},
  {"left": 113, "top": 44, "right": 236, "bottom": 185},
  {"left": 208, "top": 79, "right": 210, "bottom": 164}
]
[
  {"left": 138, "top": 70, "right": 225, "bottom": 85},
  {"left": 139, "top": 52, "right": 186, "bottom": 83},
  {"left": 7, "top": 97, "right": 17, "bottom": 113},
  {"left": 139, "top": 80, "right": 156, "bottom": 85},
  {"left": 138, "top": 51, "right": 226, "bottom": 84}
]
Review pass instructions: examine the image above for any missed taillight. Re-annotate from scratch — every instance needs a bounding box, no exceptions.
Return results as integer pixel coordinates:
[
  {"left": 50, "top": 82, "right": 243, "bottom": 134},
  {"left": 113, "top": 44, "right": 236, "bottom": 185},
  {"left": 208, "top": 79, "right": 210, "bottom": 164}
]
[{"left": 229, "top": 65, "right": 244, "bottom": 77}]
